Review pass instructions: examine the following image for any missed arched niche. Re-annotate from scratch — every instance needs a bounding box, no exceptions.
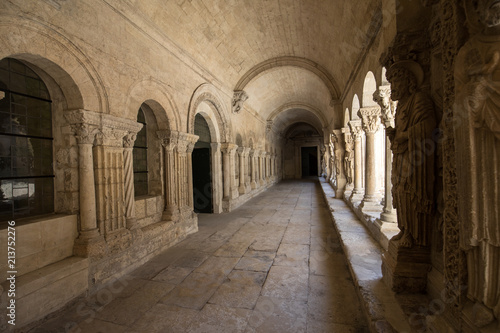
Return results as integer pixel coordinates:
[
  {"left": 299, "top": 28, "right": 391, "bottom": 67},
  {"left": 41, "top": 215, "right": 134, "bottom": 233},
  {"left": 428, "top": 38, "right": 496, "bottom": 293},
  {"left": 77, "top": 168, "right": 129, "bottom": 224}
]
[{"left": 362, "top": 71, "right": 378, "bottom": 107}]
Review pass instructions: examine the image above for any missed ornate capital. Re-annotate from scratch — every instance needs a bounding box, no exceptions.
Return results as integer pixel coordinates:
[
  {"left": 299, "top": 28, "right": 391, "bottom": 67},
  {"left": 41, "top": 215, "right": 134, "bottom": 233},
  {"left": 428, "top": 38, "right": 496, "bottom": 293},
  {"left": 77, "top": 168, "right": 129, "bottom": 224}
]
[
  {"left": 70, "top": 123, "right": 100, "bottom": 145},
  {"left": 373, "top": 86, "right": 396, "bottom": 127},
  {"left": 232, "top": 90, "right": 248, "bottom": 114},
  {"left": 221, "top": 143, "right": 238, "bottom": 154},
  {"left": 348, "top": 120, "right": 363, "bottom": 140},
  {"left": 266, "top": 120, "right": 273, "bottom": 133},
  {"left": 157, "top": 130, "right": 179, "bottom": 151},
  {"left": 123, "top": 132, "right": 137, "bottom": 148},
  {"left": 358, "top": 107, "right": 381, "bottom": 134}
]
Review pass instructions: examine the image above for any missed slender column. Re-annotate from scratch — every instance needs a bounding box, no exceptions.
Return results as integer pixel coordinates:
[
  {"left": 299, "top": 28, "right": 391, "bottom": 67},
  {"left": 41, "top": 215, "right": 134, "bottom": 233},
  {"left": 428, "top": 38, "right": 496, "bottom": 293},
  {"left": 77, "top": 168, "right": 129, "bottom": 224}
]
[
  {"left": 221, "top": 143, "right": 238, "bottom": 199},
  {"left": 359, "top": 106, "right": 383, "bottom": 210},
  {"left": 374, "top": 87, "right": 398, "bottom": 222},
  {"left": 123, "top": 131, "right": 140, "bottom": 229},
  {"left": 259, "top": 151, "right": 265, "bottom": 185},
  {"left": 158, "top": 131, "right": 179, "bottom": 221},
  {"left": 348, "top": 120, "right": 363, "bottom": 201},
  {"left": 238, "top": 147, "right": 246, "bottom": 194},
  {"left": 250, "top": 150, "right": 257, "bottom": 189},
  {"left": 73, "top": 123, "right": 100, "bottom": 240},
  {"left": 211, "top": 143, "right": 223, "bottom": 213},
  {"left": 186, "top": 140, "right": 196, "bottom": 209}
]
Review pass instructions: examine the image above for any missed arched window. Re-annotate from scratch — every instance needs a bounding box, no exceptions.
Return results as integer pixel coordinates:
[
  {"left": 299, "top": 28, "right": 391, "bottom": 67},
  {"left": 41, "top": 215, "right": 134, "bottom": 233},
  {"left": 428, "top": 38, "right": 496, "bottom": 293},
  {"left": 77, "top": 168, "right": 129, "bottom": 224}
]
[
  {"left": 0, "top": 58, "right": 54, "bottom": 221},
  {"left": 133, "top": 107, "right": 148, "bottom": 197}
]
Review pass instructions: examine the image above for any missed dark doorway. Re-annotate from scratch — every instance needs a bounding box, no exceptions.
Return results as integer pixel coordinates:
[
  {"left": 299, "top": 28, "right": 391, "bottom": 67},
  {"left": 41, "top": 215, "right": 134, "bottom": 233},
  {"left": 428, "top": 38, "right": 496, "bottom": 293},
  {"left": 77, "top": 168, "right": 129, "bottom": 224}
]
[
  {"left": 192, "top": 147, "right": 213, "bottom": 213},
  {"left": 301, "top": 146, "right": 318, "bottom": 177}
]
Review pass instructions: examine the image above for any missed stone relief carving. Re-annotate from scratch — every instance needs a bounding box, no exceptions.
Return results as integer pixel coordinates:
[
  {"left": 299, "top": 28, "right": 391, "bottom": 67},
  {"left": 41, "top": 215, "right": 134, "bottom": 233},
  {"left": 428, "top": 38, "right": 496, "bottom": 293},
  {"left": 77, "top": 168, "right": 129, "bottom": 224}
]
[
  {"left": 343, "top": 133, "right": 354, "bottom": 185},
  {"left": 358, "top": 107, "right": 381, "bottom": 133},
  {"left": 374, "top": 86, "right": 397, "bottom": 127},
  {"left": 454, "top": 0, "right": 500, "bottom": 323},
  {"left": 386, "top": 60, "right": 437, "bottom": 248},
  {"left": 232, "top": 90, "right": 248, "bottom": 114}
]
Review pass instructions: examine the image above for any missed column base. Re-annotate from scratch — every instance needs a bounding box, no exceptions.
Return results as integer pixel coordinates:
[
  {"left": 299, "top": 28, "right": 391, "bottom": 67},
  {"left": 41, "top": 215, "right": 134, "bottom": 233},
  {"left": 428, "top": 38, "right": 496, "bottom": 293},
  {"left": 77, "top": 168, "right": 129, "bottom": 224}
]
[
  {"left": 251, "top": 181, "right": 257, "bottom": 189},
  {"left": 162, "top": 206, "right": 179, "bottom": 222},
  {"left": 239, "top": 185, "right": 246, "bottom": 195},
  {"left": 73, "top": 234, "right": 106, "bottom": 259},
  {"left": 360, "top": 197, "right": 383, "bottom": 212},
  {"left": 381, "top": 240, "right": 431, "bottom": 293},
  {"left": 380, "top": 210, "right": 397, "bottom": 223},
  {"left": 350, "top": 189, "right": 364, "bottom": 203}
]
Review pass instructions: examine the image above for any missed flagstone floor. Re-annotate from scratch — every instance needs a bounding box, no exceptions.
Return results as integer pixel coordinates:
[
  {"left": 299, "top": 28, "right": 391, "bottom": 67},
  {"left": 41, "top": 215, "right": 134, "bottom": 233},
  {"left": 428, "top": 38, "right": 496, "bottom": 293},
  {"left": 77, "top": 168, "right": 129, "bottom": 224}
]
[{"left": 28, "top": 180, "right": 368, "bottom": 333}]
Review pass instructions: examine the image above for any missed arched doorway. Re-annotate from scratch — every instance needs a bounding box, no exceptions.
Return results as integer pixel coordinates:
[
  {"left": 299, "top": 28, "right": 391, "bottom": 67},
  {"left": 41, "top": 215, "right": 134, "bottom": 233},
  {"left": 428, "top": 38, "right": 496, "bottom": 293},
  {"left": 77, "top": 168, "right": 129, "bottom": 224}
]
[
  {"left": 192, "top": 114, "right": 213, "bottom": 213},
  {"left": 301, "top": 146, "right": 319, "bottom": 177}
]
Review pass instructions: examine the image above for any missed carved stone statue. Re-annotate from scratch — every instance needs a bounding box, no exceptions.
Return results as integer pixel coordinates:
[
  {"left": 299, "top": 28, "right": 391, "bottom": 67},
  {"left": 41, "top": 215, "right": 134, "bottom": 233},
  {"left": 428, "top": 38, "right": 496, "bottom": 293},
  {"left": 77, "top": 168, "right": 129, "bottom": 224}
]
[
  {"left": 386, "top": 60, "right": 436, "bottom": 248},
  {"left": 455, "top": 0, "right": 500, "bottom": 323},
  {"left": 343, "top": 135, "right": 354, "bottom": 185}
]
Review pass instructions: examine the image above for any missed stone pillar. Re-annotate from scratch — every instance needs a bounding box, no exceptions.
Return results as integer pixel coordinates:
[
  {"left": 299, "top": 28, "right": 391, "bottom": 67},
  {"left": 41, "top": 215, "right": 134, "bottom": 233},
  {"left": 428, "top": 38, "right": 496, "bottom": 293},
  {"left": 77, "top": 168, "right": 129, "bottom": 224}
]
[
  {"left": 250, "top": 150, "right": 257, "bottom": 189},
  {"left": 158, "top": 130, "right": 179, "bottom": 221},
  {"left": 221, "top": 143, "right": 238, "bottom": 199},
  {"left": 238, "top": 147, "right": 246, "bottom": 194},
  {"left": 211, "top": 143, "right": 223, "bottom": 213},
  {"left": 259, "top": 151, "right": 266, "bottom": 186},
  {"left": 123, "top": 130, "right": 141, "bottom": 230},
  {"left": 72, "top": 123, "right": 100, "bottom": 241},
  {"left": 348, "top": 120, "right": 363, "bottom": 202},
  {"left": 266, "top": 152, "right": 271, "bottom": 182},
  {"left": 331, "top": 129, "right": 346, "bottom": 197},
  {"left": 359, "top": 107, "right": 383, "bottom": 211},
  {"left": 374, "top": 86, "right": 397, "bottom": 223}
]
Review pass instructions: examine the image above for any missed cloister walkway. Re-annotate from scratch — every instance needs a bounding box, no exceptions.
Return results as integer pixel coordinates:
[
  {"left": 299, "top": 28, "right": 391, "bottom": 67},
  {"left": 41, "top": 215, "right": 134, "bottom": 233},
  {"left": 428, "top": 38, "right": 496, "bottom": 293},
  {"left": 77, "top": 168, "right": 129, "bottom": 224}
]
[{"left": 29, "top": 180, "right": 368, "bottom": 333}]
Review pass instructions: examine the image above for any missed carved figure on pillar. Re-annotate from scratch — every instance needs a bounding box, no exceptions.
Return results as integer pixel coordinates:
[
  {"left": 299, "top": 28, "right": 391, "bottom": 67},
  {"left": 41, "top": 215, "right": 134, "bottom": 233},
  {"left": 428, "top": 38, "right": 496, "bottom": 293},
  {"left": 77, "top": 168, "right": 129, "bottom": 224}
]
[
  {"left": 343, "top": 134, "right": 354, "bottom": 185},
  {"left": 455, "top": 0, "right": 500, "bottom": 322},
  {"left": 386, "top": 60, "right": 436, "bottom": 248}
]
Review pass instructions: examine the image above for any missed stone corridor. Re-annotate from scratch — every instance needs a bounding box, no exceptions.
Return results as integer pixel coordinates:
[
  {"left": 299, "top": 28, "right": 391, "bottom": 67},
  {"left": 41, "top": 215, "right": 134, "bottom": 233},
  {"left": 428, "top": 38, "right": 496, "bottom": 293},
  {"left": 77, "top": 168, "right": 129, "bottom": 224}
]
[{"left": 27, "top": 180, "right": 368, "bottom": 333}]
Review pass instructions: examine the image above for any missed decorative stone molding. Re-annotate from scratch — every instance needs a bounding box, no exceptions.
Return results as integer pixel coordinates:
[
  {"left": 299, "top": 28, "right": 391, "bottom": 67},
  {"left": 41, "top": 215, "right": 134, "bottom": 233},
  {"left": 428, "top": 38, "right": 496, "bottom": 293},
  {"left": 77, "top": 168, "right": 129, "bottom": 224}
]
[
  {"left": 266, "top": 120, "right": 273, "bottom": 133},
  {"left": 232, "top": 90, "right": 248, "bottom": 114},
  {"left": 157, "top": 130, "right": 179, "bottom": 150},
  {"left": 358, "top": 107, "right": 382, "bottom": 134},
  {"left": 123, "top": 132, "right": 137, "bottom": 148}
]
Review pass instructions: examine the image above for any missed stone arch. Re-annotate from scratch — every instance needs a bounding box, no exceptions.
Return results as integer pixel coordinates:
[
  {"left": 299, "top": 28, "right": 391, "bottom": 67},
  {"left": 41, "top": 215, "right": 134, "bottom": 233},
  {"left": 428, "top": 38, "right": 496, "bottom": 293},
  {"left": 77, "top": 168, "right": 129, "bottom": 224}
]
[
  {"left": 126, "top": 79, "right": 180, "bottom": 131},
  {"left": 351, "top": 94, "right": 361, "bottom": 120},
  {"left": 188, "top": 83, "right": 231, "bottom": 142},
  {"left": 362, "top": 71, "right": 378, "bottom": 107},
  {"left": 0, "top": 15, "right": 108, "bottom": 113},
  {"left": 267, "top": 102, "right": 328, "bottom": 128},
  {"left": 235, "top": 56, "right": 341, "bottom": 103}
]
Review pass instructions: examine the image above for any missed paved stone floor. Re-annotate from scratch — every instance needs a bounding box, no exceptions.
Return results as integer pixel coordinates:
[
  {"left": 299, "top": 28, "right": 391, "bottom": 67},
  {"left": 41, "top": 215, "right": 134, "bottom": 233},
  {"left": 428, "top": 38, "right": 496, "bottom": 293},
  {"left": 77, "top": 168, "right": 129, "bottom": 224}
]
[{"left": 28, "top": 180, "right": 368, "bottom": 333}]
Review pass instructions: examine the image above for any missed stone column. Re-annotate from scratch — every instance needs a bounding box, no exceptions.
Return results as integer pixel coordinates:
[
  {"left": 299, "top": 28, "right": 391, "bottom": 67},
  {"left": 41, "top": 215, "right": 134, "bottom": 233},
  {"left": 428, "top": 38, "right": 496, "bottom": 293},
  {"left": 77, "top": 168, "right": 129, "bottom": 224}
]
[
  {"left": 348, "top": 120, "right": 363, "bottom": 201},
  {"left": 221, "top": 143, "right": 238, "bottom": 199},
  {"left": 266, "top": 152, "right": 270, "bottom": 182},
  {"left": 359, "top": 107, "right": 383, "bottom": 211},
  {"left": 123, "top": 131, "right": 141, "bottom": 230},
  {"left": 73, "top": 123, "right": 100, "bottom": 240},
  {"left": 158, "top": 130, "right": 179, "bottom": 221},
  {"left": 185, "top": 137, "right": 197, "bottom": 210},
  {"left": 374, "top": 86, "right": 397, "bottom": 223},
  {"left": 238, "top": 147, "right": 246, "bottom": 194},
  {"left": 250, "top": 150, "right": 257, "bottom": 189},
  {"left": 259, "top": 151, "right": 266, "bottom": 186},
  {"left": 211, "top": 143, "right": 223, "bottom": 213}
]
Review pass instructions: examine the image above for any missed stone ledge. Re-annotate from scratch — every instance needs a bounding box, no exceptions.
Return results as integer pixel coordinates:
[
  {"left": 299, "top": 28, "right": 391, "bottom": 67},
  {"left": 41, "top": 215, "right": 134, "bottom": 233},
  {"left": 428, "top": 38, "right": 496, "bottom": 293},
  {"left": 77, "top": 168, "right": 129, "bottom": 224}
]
[
  {"left": 344, "top": 196, "right": 398, "bottom": 251},
  {"left": 0, "top": 256, "right": 89, "bottom": 329},
  {"left": 318, "top": 178, "right": 411, "bottom": 333}
]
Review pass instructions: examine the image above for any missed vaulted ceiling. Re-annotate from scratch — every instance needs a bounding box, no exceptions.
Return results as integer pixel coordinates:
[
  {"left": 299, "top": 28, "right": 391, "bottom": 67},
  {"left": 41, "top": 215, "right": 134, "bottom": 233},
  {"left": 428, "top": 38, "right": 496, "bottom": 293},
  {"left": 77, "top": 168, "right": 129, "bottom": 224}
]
[{"left": 130, "top": 0, "right": 383, "bottom": 134}]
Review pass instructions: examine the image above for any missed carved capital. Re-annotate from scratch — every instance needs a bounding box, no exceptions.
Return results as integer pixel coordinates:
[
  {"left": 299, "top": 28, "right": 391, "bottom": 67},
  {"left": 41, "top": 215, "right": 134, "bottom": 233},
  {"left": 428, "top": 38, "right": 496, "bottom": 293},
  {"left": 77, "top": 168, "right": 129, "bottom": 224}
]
[
  {"left": 266, "top": 120, "right": 273, "bottom": 133},
  {"left": 157, "top": 130, "right": 179, "bottom": 151},
  {"left": 358, "top": 107, "right": 382, "bottom": 134},
  {"left": 96, "top": 127, "right": 128, "bottom": 147},
  {"left": 232, "top": 90, "right": 248, "bottom": 114},
  {"left": 70, "top": 123, "right": 100, "bottom": 145},
  {"left": 373, "top": 86, "right": 396, "bottom": 128},
  {"left": 123, "top": 132, "right": 137, "bottom": 148},
  {"left": 348, "top": 120, "right": 363, "bottom": 140},
  {"left": 221, "top": 143, "right": 238, "bottom": 154}
]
